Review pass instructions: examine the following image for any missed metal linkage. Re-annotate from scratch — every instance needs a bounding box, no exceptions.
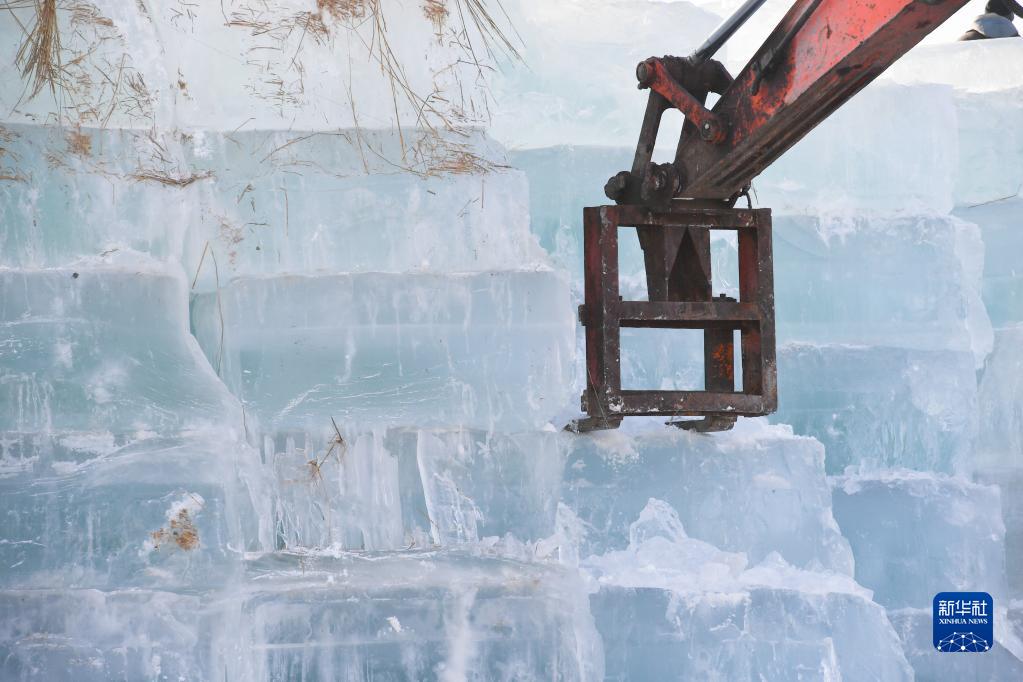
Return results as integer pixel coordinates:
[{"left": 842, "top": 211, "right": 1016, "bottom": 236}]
[
  {"left": 569, "top": 205, "right": 776, "bottom": 434},
  {"left": 691, "top": 0, "right": 771, "bottom": 63},
  {"left": 603, "top": 56, "right": 732, "bottom": 207}
]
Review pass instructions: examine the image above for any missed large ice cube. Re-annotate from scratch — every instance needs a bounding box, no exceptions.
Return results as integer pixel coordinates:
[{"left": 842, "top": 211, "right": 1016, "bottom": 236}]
[
  {"left": 175, "top": 129, "right": 545, "bottom": 283},
  {"left": 977, "top": 469, "right": 1023, "bottom": 598},
  {"left": 265, "top": 428, "right": 564, "bottom": 551},
  {"left": 772, "top": 212, "right": 991, "bottom": 362},
  {"left": 755, "top": 83, "right": 958, "bottom": 215},
  {"left": 831, "top": 472, "right": 1007, "bottom": 609},
  {"left": 0, "top": 126, "right": 200, "bottom": 269},
  {"left": 952, "top": 87, "right": 1023, "bottom": 208},
  {"left": 0, "top": 259, "right": 265, "bottom": 590},
  {"left": 561, "top": 421, "right": 853, "bottom": 573},
  {"left": 220, "top": 549, "right": 603, "bottom": 681},
  {"left": 190, "top": 271, "right": 575, "bottom": 432},
  {"left": 582, "top": 499, "right": 910, "bottom": 680},
  {"left": 0, "top": 435, "right": 260, "bottom": 590},
  {"left": 0, "top": 589, "right": 209, "bottom": 681},
  {"left": 956, "top": 197, "right": 1023, "bottom": 328},
  {"left": 976, "top": 325, "right": 1023, "bottom": 470},
  {"left": 774, "top": 344, "right": 978, "bottom": 475},
  {"left": 592, "top": 587, "right": 912, "bottom": 681},
  {"left": 0, "top": 124, "right": 543, "bottom": 276},
  {"left": 0, "top": 263, "right": 241, "bottom": 436}
]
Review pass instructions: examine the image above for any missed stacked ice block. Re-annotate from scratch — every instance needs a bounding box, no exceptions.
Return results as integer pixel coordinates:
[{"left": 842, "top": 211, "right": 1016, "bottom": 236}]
[
  {"left": 3, "top": 0, "right": 1023, "bottom": 678},
  {"left": 0, "top": 118, "right": 596, "bottom": 677},
  {"left": 507, "top": 13, "right": 1023, "bottom": 676}
]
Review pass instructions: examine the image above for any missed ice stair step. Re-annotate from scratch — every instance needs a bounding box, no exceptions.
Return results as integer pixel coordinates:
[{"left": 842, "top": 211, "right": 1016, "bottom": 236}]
[
  {"left": 561, "top": 421, "right": 853, "bottom": 574},
  {"left": 190, "top": 271, "right": 576, "bottom": 432}
]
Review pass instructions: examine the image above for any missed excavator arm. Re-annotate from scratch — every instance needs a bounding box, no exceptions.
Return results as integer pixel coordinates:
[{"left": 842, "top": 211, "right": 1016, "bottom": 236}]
[{"left": 572, "top": 0, "right": 971, "bottom": 433}]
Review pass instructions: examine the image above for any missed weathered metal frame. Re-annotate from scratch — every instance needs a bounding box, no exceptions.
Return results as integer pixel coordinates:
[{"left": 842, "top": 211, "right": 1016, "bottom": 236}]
[
  {"left": 575, "top": 204, "right": 776, "bottom": 432},
  {"left": 583, "top": 0, "right": 969, "bottom": 431}
]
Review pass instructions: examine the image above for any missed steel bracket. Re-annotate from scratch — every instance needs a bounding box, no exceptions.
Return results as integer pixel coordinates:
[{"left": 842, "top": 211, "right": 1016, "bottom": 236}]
[{"left": 570, "top": 204, "right": 776, "bottom": 433}]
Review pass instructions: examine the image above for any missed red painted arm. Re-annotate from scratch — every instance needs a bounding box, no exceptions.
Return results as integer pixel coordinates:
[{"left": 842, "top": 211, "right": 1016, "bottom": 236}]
[{"left": 613, "top": 0, "right": 971, "bottom": 204}]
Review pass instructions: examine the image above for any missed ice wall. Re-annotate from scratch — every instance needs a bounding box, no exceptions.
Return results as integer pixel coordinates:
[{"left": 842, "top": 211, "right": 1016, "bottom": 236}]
[
  {"left": 3, "top": 0, "right": 1023, "bottom": 679},
  {"left": 506, "top": 4, "right": 1023, "bottom": 677}
]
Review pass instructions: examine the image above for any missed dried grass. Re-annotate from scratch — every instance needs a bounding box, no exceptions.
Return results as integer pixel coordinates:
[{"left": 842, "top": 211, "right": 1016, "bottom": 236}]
[
  {"left": 450, "top": 0, "right": 521, "bottom": 62},
  {"left": 129, "top": 168, "right": 213, "bottom": 187},
  {"left": 68, "top": 1, "right": 110, "bottom": 27},
  {"left": 308, "top": 418, "right": 347, "bottom": 482},
  {"left": 65, "top": 127, "right": 90, "bottom": 155},
  {"left": 11, "top": 0, "right": 62, "bottom": 101},
  {"left": 318, "top": 0, "right": 368, "bottom": 22},
  {"left": 225, "top": 0, "right": 520, "bottom": 175},
  {"left": 0, "top": 127, "right": 25, "bottom": 181},
  {"left": 2, "top": 0, "right": 520, "bottom": 180},
  {"left": 426, "top": 142, "right": 507, "bottom": 176},
  {"left": 4, "top": 0, "right": 153, "bottom": 128}
]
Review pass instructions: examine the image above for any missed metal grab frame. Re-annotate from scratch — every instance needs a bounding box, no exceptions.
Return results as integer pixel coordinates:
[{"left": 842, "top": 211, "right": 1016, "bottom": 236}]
[
  {"left": 579, "top": 0, "right": 970, "bottom": 432},
  {"left": 571, "top": 205, "right": 776, "bottom": 433}
]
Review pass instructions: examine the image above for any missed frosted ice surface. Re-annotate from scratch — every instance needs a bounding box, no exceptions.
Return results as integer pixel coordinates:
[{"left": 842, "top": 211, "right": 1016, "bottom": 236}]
[
  {"left": 0, "top": 550, "right": 604, "bottom": 682},
  {"left": 775, "top": 344, "right": 978, "bottom": 475},
  {"left": 0, "top": 1, "right": 502, "bottom": 133},
  {"left": 562, "top": 421, "right": 853, "bottom": 573},
  {"left": 832, "top": 472, "right": 1007, "bottom": 609},
  {"left": 190, "top": 271, "right": 575, "bottom": 432},
  {"left": 583, "top": 499, "right": 911, "bottom": 681}
]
